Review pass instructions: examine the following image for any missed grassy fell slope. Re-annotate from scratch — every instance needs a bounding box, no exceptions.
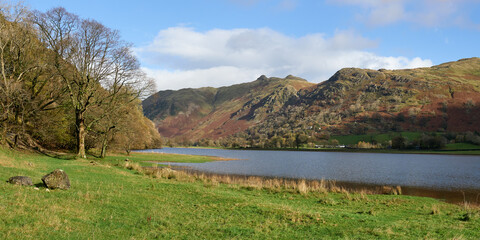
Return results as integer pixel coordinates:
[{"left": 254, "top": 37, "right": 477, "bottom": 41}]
[{"left": 252, "top": 58, "right": 480, "bottom": 137}]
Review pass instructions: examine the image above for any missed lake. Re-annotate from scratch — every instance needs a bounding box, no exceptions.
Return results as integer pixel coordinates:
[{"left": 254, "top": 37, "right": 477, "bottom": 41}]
[{"left": 138, "top": 148, "right": 480, "bottom": 191}]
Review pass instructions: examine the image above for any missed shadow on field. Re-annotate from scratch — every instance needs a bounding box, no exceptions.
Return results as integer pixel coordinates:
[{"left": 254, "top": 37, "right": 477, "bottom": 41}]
[{"left": 34, "top": 182, "right": 46, "bottom": 189}]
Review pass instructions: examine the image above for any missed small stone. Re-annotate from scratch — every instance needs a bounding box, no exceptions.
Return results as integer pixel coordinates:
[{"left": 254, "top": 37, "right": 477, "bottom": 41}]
[
  {"left": 42, "top": 169, "right": 70, "bottom": 190},
  {"left": 7, "top": 176, "right": 33, "bottom": 186},
  {"left": 34, "top": 187, "right": 39, "bottom": 190},
  {"left": 46, "top": 188, "right": 50, "bottom": 192}
]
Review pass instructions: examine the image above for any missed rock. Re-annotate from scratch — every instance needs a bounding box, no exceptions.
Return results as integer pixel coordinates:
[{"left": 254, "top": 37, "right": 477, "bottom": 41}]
[
  {"left": 7, "top": 176, "right": 33, "bottom": 186},
  {"left": 42, "top": 169, "right": 70, "bottom": 190},
  {"left": 257, "top": 75, "right": 268, "bottom": 81}
]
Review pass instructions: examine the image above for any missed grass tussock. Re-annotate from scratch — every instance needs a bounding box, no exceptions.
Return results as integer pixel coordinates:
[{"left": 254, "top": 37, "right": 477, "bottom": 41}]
[
  {"left": 431, "top": 204, "right": 442, "bottom": 215},
  {"left": 460, "top": 201, "right": 480, "bottom": 221},
  {"left": 118, "top": 162, "right": 400, "bottom": 197},
  {"left": 146, "top": 167, "right": 340, "bottom": 194}
]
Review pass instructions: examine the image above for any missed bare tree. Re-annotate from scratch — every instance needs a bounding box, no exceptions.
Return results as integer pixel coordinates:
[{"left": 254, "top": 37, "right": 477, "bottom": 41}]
[
  {"left": 0, "top": 3, "right": 61, "bottom": 147},
  {"left": 33, "top": 7, "right": 154, "bottom": 158}
]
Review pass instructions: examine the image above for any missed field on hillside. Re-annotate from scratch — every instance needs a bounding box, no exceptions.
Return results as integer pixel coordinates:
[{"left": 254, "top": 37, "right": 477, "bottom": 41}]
[
  {"left": 331, "top": 132, "right": 480, "bottom": 151},
  {"left": 331, "top": 132, "right": 423, "bottom": 145},
  {"left": 1, "top": 148, "right": 479, "bottom": 239}
]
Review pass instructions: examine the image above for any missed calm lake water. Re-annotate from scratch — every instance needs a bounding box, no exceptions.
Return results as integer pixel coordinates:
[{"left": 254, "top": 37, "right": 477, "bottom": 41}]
[{"left": 138, "top": 148, "right": 480, "bottom": 191}]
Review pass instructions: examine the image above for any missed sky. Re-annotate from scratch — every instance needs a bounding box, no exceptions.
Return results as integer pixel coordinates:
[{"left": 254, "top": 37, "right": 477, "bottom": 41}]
[{"left": 22, "top": 0, "right": 480, "bottom": 91}]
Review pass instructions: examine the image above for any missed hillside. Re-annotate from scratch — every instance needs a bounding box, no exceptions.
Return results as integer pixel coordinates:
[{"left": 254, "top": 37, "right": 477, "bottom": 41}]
[
  {"left": 142, "top": 58, "right": 480, "bottom": 145},
  {"left": 142, "top": 75, "right": 314, "bottom": 142}
]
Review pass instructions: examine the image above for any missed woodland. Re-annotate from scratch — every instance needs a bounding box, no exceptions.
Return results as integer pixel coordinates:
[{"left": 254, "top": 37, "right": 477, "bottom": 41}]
[{"left": 0, "top": 3, "right": 161, "bottom": 158}]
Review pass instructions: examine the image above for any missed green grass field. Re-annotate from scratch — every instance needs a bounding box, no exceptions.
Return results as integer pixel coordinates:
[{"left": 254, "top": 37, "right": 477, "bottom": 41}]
[
  {"left": 331, "top": 132, "right": 423, "bottom": 146},
  {"left": 1, "top": 147, "right": 479, "bottom": 239},
  {"left": 443, "top": 143, "right": 480, "bottom": 150},
  {"left": 331, "top": 132, "right": 480, "bottom": 152},
  {"left": 102, "top": 151, "right": 224, "bottom": 167}
]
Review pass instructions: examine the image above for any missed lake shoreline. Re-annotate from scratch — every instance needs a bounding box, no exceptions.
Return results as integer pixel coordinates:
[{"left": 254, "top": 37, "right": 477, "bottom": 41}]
[
  {"left": 143, "top": 147, "right": 480, "bottom": 195},
  {"left": 136, "top": 152, "right": 240, "bottom": 162},
  {"left": 165, "top": 167, "right": 480, "bottom": 205},
  {"left": 162, "top": 146, "right": 480, "bottom": 156}
]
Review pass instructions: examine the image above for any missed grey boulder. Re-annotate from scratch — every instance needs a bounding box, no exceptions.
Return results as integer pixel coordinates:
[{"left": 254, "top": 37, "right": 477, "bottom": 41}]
[
  {"left": 7, "top": 176, "right": 33, "bottom": 186},
  {"left": 42, "top": 169, "right": 70, "bottom": 190}
]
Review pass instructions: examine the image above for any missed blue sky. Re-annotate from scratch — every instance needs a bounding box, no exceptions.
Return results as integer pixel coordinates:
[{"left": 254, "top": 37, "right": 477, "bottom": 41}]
[{"left": 23, "top": 0, "right": 480, "bottom": 90}]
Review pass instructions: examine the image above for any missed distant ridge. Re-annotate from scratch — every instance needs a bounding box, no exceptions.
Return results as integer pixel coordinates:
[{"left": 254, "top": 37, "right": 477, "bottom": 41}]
[{"left": 142, "top": 58, "right": 480, "bottom": 143}]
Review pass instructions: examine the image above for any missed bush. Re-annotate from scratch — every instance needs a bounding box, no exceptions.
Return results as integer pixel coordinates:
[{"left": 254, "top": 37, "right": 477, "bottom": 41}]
[
  {"left": 392, "top": 136, "right": 406, "bottom": 149},
  {"left": 411, "top": 135, "right": 446, "bottom": 149},
  {"left": 357, "top": 141, "right": 381, "bottom": 149}
]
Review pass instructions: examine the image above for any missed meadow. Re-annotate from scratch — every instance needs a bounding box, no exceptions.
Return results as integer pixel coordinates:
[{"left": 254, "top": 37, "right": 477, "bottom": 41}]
[{"left": 1, "top": 147, "right": 479, "bottom": 239}]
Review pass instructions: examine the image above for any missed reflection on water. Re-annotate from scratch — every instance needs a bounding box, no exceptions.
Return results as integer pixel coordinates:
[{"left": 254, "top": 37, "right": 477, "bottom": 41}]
[{"left": 137, "top": 148, "right": 480, "bottom": 203}]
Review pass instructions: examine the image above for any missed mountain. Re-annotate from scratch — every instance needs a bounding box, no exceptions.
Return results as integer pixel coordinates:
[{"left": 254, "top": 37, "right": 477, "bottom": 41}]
[
  {"left": 142, "top": 58, "right": 480, "bottom": 144},
  {"left": 142, "top": 75, "right": 314, "bottom": 141}
]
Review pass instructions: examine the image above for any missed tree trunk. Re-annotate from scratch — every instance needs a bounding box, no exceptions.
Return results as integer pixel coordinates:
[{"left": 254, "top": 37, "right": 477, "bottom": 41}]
[
  {"left": 125, "top": 143, "right": 131, "bottom": 156},
  {"left": 100, "top": 136, "right": 108, "bottom": 158},
  {"left": 76, "top": 110, "right": 87, "bottom": 158},
  {"left": 13, "top": 134, "right": 18, "bottom": 148}
]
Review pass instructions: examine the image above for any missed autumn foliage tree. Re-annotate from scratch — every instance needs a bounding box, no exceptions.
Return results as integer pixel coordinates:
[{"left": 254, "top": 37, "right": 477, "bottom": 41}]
[
  {"left": 0, "top": 3, "right": 64, "bottom": 147},
  {"left": 33, "top": 7, "right": 155, "bottom": 158},
  {"left": 0, "top": 3, "right": 160, "bottom": 157},
  {"left": 109, "top": 100, "right": 162, "bottom": 155}
]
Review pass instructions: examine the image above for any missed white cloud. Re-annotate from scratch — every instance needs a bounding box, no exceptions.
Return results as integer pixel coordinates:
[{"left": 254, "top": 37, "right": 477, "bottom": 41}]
[
  {"left": 142, "top": 66, "right": 265, "bottom": 91},
  {"left": 136, "top": 27, "right": 432, "bottom": 90},
  {"left": 329, "top": 0, "right": 480, "bottom": 28}
]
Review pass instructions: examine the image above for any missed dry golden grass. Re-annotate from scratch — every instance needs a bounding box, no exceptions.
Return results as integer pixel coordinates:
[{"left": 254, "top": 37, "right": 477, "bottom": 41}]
[
  {"left": 110, "top": 159, "right": 411, "bottom": 198},
  {"left": 379, "top": 185, "right": 403, "bottom": 195},
  {"left": 131, "top": 166, "right": 391, "bottom": 196},
  {"left": 116, "top": 160, "right": 143, "bottom": 172},
  {"left": 0, "top": 157, "right": 15, "bottom": 167},
  {"left": 0, "top": 153, "right": 15, "bottom": 167},
  {"left": 0, "top": 156, "right": 39, "bottom": 170},
  {"left": 431, "top": 204, "right": 441, "bottom": 215}
]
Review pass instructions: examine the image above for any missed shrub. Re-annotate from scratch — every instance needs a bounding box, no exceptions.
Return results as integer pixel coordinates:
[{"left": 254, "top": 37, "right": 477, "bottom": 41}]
[{"left": 392, "top": 136, "right": 406, "bottom": 149}]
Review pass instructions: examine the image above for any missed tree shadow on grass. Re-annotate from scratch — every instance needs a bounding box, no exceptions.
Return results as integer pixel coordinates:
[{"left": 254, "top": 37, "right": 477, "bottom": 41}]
[{"left": 35, "top": 148, "right": 77, "bottom": 160}]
